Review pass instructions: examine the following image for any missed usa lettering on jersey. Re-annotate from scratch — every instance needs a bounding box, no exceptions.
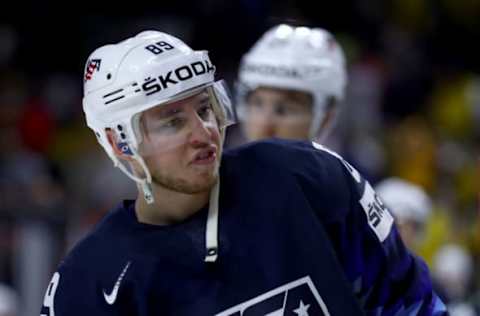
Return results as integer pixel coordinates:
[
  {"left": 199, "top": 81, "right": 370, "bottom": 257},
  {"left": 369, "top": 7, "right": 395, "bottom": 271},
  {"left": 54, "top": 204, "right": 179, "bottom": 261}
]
[
  {"left": 312, "top": 142, "right": 394, "bottom": 242},
  {"left": 359, "top": 181, "right": 394, "bottom": 242},
  {"left": 216, "top": 276, "right": 330, "bottom": 316}
]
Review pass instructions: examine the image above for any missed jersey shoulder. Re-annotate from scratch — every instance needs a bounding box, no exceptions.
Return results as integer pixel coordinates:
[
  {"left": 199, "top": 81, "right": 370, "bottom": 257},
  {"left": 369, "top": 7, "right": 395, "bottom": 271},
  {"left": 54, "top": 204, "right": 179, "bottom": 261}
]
[
  {"left": 223, "top": 139, "right": 356, "bottom": 221},
  {"left": 223, "top": 138, "right": 344, "bottom": 175},
  {"left": 59, "top": 201, "right": 129, "bottom": 272},
  {"left": 42, "top": 202, "right": 133, "bottom": 314}
]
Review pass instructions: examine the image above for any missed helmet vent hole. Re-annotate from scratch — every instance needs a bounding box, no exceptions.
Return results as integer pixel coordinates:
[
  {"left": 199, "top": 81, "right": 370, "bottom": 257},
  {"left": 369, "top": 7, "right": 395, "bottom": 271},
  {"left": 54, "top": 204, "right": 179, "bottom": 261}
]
[{"left": 107, "top": 73, "right": 112, "bottom": 80}]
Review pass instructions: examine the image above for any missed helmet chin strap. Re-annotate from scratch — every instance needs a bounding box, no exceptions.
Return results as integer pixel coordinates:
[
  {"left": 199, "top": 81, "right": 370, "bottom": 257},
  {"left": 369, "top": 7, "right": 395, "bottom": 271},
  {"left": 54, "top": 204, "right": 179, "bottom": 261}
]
[
  {"left": 140, "top": 181, "right": 154, "bottom": 204},
  {"left": 310, "top": 97, "right": 339, "bottom": 142},
  {"left": 112, "top": 145, "right": 155, "bottom": 204},
  {"left": 204, "top": 126, "right": 227, "bottom": 263},
  {"left": 205, "top": 177, "right": 219, "bottom": 262},
  {"left": 309, "top": 96, "right": 328, "bottom": 140}
]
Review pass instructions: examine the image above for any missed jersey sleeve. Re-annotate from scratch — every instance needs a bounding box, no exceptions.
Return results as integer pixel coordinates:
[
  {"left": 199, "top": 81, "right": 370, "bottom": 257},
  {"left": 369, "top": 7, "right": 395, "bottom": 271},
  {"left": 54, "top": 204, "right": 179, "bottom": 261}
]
[
  {"left": 301, "top": 142, "right": 448, "bottom": 316},
  {"left": 40, "top": 261, "right": 104, "bottom": 316},
  {"left": 40, "top": 258, "right": 134, "bottom": 316}
]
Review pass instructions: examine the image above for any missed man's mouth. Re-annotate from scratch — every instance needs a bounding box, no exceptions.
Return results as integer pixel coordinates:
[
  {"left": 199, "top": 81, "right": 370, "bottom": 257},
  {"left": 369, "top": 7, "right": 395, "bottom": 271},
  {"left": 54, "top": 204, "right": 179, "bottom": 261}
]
[{"left": 192, "top": 147, "right": 217, "bottom": 165}]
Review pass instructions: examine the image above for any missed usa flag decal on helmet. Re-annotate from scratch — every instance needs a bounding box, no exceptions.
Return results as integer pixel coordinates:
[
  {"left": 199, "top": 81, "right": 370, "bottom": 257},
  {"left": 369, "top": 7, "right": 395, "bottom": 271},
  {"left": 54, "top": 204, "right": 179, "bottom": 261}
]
[{"left": 85, "top": 59, "right": 102, "bottom": 81}]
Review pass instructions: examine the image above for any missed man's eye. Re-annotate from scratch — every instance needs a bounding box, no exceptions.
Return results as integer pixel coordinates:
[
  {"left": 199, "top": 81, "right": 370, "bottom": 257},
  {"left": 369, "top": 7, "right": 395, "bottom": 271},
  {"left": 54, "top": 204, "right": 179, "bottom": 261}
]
[
  {"left": 250, "top": 100, "right": 263, "bottom": 108},
  {"left": 198, "top": 105, "right": 212, "bottom": 120},
  {"left": 274, "top": 104, "right": 288, "bottom": 116},
  {"left": 164, "top": 117, "right": 184, "bottom": 128}
]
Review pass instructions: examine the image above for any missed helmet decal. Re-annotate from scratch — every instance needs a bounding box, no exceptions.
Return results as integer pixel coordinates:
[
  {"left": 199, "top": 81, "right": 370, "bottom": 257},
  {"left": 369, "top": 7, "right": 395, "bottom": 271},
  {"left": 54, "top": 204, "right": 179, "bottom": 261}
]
[{"left": 84, "top": 59, "right": 102, "bottom": 81}]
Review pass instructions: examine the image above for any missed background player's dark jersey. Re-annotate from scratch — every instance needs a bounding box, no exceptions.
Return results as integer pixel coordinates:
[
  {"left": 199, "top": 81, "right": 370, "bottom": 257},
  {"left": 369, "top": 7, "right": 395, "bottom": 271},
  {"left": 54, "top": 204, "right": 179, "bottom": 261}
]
[{"left": 41, "top": 139, "right": 448, "bottom": 315}]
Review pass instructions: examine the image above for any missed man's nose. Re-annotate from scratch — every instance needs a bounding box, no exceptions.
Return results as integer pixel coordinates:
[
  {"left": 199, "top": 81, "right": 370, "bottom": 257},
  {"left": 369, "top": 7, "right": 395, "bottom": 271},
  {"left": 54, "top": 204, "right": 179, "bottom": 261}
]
[
  {"left": 252, "top": 111, "right": 277, "bottom": 138},
  {"left": 188, "top": 114, "right": 213, "bottom": 147}
]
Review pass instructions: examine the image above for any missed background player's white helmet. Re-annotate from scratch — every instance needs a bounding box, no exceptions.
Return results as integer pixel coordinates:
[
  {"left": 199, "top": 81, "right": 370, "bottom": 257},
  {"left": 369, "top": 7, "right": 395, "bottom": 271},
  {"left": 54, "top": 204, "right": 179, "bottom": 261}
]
[
  {"left": 83, "top": 30, "right": 234, "bottom": 203},
  {"left": 237, "top": 24, "right": 347, "bottom": 138},
  {"left": 433, "top": 244, "right": 473, "bottom": 301},
  {"left": 375, "top": 177, "right": 432, "bottom": 224}
]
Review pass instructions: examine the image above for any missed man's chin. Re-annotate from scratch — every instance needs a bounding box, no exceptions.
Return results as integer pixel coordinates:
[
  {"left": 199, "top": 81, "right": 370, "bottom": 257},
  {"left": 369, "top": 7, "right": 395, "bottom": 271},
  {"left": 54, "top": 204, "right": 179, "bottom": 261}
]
[
  {"left": 153, "top": 173, "right": 218, "bottom": 195},
  {"left": 182, "top": 175, "right": 217, "bottom": 194}
]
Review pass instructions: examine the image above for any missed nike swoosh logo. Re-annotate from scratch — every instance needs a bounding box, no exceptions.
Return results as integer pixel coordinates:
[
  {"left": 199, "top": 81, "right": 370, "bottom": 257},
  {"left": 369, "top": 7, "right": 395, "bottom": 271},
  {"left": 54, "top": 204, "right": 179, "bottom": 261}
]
[{"left": 103, "top": 261, "right": 131, "bottom": 305}]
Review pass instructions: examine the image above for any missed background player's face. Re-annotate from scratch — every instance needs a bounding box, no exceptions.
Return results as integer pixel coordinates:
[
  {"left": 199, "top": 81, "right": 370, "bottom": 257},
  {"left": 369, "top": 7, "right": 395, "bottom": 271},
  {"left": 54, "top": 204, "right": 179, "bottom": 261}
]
[
  {"left": 138, "top": 91, "right": 221, "bottom": 194},
  {"left": 244, "top": 87, "right": 313, "bottom": 141},
  {"left": 396, "top": 219, "right": 424, "bottom": 250}
]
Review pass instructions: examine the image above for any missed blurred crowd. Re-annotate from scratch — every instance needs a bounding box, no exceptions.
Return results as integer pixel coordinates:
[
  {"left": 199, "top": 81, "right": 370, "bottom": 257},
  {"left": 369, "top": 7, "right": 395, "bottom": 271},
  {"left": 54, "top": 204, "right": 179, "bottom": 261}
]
[{"left": 1, "top": 1, "right": 479, "bottom": 315}]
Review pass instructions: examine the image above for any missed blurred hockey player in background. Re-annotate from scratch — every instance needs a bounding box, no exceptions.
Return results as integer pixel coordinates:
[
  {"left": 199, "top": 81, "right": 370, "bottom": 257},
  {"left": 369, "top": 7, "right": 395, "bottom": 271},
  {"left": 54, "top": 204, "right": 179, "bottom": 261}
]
[
  {"left": 375, "top": 177, "right": 432, "bottom": 253},
  {"left": 234, "top": 23, "right": 346, "bottom": 144},
  {"left": 432, "top": 244, "right": 478, "bottom": 316}
]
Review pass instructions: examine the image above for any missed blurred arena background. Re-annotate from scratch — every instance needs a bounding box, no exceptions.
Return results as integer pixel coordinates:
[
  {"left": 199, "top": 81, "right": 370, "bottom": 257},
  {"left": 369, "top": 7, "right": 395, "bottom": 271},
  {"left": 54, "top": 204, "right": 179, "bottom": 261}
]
[{"left": 0, "top": 1, "right": 479, "bottom": 315}]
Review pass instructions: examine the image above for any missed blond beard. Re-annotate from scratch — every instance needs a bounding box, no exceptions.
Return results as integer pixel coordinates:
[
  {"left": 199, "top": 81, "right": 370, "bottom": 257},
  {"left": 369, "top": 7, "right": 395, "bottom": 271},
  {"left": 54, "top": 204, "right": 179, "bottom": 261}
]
[{"left": 152, "top": 163, "right": 219, "bottom": 194}]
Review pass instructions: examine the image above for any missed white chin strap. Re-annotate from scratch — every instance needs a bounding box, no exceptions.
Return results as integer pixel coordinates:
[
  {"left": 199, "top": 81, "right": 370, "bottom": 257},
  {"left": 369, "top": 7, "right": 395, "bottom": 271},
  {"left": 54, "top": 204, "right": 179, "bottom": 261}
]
[
  {"left": 113, "top": 146, "right": 154, "bottom": 204},
  {"left": 203, "top": 124, "right": 229, "bottom": 263},
  {"left": 204, "top": 124, "right": 227, "bottom": 263},
  {"left": 309, "top": 97, "right": 339, "bottom": 143},
  {"left": 205, "top": 178, "right": 220, "bottom": 262}
]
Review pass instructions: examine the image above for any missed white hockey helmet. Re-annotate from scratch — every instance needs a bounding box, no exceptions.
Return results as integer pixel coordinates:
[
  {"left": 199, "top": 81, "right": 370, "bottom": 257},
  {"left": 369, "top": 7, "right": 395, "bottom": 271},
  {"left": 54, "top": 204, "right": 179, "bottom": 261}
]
[
  {"left": 433, "top": 244, "right": 473, "bottom": 300},
  {"left": 375, "top": 177, "right": 432, "bottom": 224},
  {"left": 83, "top": 30, "right": 235, "bottom": 203},
  {"left": 0, "top": 283, "right": 18, "bottom": 316},
  {"left": 237, "top": 24, "right": 347, "bottom": 138}
]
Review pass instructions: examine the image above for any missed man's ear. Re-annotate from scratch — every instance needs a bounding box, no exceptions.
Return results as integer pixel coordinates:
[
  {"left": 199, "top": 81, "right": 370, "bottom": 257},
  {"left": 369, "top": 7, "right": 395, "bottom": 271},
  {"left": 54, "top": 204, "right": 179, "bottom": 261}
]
[{"left": 105, "top": 129, "right": 134, "bottom": 161}]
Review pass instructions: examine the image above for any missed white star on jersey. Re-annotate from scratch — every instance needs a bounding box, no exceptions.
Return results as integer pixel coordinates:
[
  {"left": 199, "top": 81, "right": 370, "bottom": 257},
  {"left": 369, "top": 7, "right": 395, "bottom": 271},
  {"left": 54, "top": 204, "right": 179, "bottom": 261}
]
[{"left": 293, "top": 300, "right": 310, "bottom": 316}]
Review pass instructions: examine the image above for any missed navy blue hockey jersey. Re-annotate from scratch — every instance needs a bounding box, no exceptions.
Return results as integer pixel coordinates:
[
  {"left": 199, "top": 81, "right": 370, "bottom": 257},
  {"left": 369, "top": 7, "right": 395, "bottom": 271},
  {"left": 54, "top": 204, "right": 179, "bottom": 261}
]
[{"left": 41, "top": 139, "right": 447, "bottom": 315}]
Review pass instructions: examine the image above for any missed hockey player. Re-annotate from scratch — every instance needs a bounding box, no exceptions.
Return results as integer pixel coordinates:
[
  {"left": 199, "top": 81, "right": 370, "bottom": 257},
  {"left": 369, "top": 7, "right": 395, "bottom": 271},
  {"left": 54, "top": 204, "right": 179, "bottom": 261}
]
[
  {"left": 41, "top": 30, "right": 447, "bottom": 315},
  {"left": 235, "top": 24, "right": 346, "bottom": 143},
  {"left": 375, "top": 177, "right": 433, "bottom": 252}
]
